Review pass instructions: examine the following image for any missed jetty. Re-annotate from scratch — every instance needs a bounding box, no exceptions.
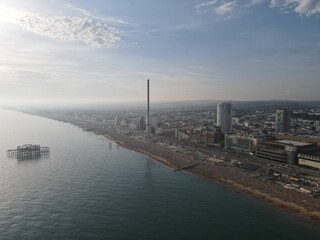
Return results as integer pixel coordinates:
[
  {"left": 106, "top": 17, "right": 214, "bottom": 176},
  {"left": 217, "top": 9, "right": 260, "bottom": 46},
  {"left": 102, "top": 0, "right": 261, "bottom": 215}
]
[
  {"left": 7, "top": 144, "right": 50, "bottom": 159},
  {"left": 174, "top": 163, "right": 199, "bottom": 172}
]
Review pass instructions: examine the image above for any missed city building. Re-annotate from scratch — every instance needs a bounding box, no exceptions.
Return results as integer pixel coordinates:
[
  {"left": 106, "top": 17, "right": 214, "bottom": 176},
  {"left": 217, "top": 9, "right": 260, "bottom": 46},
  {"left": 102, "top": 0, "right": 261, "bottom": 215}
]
[
  {"left": 156, "top": 127, "right": 175, "bottom": 136},
  {"left": 149, "top": 115, "right": 160, "bottom": 127},
  {"left": 114, "top": 117, "right": 120, "bottom": 126},
  {"left": 277, "top": 133, "right": 320, "bottom": 148},
  {"left": 276, "top": 109, "right": 291, "bottom": 133},
  {"left": 175, "top": 129, "right": 190, "bottom": 140},
  {"left": 297, "top": 154, "right": 320, "bottom": 170},
  {"left": 137, "top": 117, "right": 146, "bottom": 131},
  {"left": 225, "top": 133, "right": 267, "bottom": 153},
  {"left": 189, "top": 129, "right": 222, "bottom": 146},
  {"left": 148, "top": 114, "right": 160, "bottom": 133},
  {"left": 256, "top": 139, "right": 317, "bottom": 165},
  {"left": 217, "top": 103, "right": 232, "bottom": 134}
]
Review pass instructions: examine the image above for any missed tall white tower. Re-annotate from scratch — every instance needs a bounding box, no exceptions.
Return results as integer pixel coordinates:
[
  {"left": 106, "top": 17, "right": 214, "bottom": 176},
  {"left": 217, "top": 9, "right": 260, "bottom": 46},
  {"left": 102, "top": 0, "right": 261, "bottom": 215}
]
[{"left": 217, "top": 103, "right": 232, "bottom": 134}]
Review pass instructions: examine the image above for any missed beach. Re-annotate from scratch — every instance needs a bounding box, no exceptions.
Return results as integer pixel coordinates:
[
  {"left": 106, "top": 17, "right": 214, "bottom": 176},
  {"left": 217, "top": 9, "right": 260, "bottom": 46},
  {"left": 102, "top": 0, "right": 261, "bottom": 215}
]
[{"left": 33, "top": 112, "right": 320, "bottom": 224}]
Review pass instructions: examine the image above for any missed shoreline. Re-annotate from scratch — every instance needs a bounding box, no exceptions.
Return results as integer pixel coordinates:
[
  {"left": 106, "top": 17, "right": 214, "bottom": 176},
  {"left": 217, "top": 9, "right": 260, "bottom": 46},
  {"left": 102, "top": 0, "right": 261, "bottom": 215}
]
[
  {"left": 102, "top": 128, "right": 320, "bottom": 224},
  {"left": 27, "top": 112, "right": 320, "bottom": 224},
  {"left": 219, "top": 178, "right": 320, "bottom": 222},
  {"left": 103, "top": 132, "right": 176, "bottom": 168}
]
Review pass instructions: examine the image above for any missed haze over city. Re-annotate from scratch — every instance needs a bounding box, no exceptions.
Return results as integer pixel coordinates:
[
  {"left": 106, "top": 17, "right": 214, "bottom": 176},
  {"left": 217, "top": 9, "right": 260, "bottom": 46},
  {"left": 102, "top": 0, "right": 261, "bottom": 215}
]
[{"left": 0, "top": 0, "right": 319, "bottom": 106}]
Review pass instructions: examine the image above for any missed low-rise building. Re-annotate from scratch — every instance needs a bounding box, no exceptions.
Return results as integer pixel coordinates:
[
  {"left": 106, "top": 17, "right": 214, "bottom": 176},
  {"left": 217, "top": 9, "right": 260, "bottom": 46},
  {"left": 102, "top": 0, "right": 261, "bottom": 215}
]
[
  {"left": 225, "top": 133, "right": 267, "bottom": 153},
  {"left": 175, "top": 129, "right": 190, "bottom": 140},
  {"left": 298, "top": 154, "right": 320, "bottom": 170},
  {"left": 189, "top": 129, "right": 223, "bottom": 146}
]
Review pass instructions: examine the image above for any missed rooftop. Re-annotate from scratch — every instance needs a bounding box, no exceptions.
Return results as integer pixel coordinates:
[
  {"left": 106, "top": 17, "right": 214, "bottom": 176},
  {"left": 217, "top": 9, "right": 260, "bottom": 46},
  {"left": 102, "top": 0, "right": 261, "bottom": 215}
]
[{"left": 275, "top": 140, "right": 314, "bottom": 147}]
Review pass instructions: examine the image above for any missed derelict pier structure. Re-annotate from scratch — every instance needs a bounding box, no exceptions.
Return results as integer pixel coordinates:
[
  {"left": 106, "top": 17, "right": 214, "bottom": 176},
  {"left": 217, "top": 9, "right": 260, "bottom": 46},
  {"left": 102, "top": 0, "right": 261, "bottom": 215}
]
[{"left": 7, "top": 144, "right": 50, "bottom": 159}]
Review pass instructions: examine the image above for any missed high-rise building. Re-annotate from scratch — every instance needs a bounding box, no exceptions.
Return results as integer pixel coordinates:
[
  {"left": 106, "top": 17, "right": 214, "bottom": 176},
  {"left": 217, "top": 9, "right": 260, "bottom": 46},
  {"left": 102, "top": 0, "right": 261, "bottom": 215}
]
[
  {"left": 114, "top": 117, "right": 120, "bottom": 126},
  {"left": 217, "top": 103, "right": 232, "bottom": 134},
  {"left": 138, "top": 117, "right": 146, "bottom": 131},
  {"left": 275, "top": 109, "right": 291, "bottom": 133}
]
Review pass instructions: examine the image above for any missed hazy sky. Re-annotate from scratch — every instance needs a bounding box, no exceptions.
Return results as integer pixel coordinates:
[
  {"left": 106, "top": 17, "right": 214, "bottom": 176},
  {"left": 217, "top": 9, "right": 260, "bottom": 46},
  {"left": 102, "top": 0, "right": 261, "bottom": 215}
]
[{"left": 0, "top": 0, "right": 319, "bottom": 105}]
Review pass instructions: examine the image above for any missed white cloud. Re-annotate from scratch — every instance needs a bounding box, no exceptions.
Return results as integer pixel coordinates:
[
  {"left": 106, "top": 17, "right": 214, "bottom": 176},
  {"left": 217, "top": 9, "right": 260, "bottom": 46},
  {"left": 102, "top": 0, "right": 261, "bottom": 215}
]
[
  {"left": 195, "top": 1, "right": 237, "bottom": 16},
  {"left": 270, "top": 0, "right": 320, "bottom": 16},
  {"left": 196, "top": 0, "right": 218, "bottom": 11},
  {"left": 215, "top": 1, "right": 237, "bottom": 15},
  {"left": 61, "top": 3, "right": 130, "bottom": 25},
  {"left": 0, "top": 5, "right": 121, "bottom": 48},
  {"left": 195, "top": 0, "right": 320, "bottom": 17}
]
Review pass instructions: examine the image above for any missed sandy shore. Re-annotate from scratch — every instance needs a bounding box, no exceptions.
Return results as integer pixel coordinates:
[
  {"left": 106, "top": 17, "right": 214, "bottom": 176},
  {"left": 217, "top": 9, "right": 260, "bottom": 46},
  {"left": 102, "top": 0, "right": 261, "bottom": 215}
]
[
  {"left": 33, "top": 113, "right": 320, "bottom": 224},
  {"left": 219, "top": 178, "right": 320, "bottom": 222},
  {"left": 103, "top": 132, "right": 175, "bottom": 168},
  {"left": 107, "top": 127, "right": 320, "bottom": 223}
]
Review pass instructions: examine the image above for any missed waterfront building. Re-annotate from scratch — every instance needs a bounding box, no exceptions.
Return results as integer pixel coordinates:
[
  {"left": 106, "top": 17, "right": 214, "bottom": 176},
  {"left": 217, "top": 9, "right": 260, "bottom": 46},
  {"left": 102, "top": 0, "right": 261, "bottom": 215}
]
[
  {"left": 298, "top": 154, "right": 320, "bottom": 170},
  {"left": 217, "top": 103, "right": 232, "bottom": 134},
  {"left": 256, "top": 140, "right": 317, "bottom": 165},
  {"left": 189, "top": 129, "right": 222, "bottom": 146},
  {"left": 277, "top": 133, "right": 320, "bottom": 148},
  {"left": 225, "top": 133, "right": 267, "bottom": 153},
  {"left": 276, "top": 109, "right": 291, "bottom": 133}
]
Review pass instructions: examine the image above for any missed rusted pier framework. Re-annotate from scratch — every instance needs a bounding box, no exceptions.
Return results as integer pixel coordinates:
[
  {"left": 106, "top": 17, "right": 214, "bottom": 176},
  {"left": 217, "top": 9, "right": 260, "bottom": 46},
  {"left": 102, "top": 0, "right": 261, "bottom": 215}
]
[{"left": 7, "top": 144, "right": 50, "bottom": 159}]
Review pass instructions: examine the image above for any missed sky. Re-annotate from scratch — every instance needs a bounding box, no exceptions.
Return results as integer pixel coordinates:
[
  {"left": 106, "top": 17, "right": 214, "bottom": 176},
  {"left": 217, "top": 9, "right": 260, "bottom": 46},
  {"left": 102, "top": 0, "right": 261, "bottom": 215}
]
[{"left": 0, "top": 0, "right": 319, "bottom": 106}]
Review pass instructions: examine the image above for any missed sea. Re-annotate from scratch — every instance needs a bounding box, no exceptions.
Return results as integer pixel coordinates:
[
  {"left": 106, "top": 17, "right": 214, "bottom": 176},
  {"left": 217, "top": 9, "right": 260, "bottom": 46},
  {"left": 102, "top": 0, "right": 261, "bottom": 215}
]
[{"left": 0, "top": 108, "right": 319, "bottom": 240}]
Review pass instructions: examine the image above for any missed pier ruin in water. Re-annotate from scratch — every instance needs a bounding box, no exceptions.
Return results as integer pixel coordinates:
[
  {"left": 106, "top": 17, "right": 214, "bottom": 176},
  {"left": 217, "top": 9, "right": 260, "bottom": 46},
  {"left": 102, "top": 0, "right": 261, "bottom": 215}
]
[{"left": 7, "top": 144, "right": 50, "bottom": 159}]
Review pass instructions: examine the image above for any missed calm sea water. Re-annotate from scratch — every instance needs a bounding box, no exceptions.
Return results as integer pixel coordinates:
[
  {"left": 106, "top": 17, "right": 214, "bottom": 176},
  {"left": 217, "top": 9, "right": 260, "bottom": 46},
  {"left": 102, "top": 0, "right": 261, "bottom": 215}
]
[{"left": 0, "top": 109, "right": 319, "bottom": 240}]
